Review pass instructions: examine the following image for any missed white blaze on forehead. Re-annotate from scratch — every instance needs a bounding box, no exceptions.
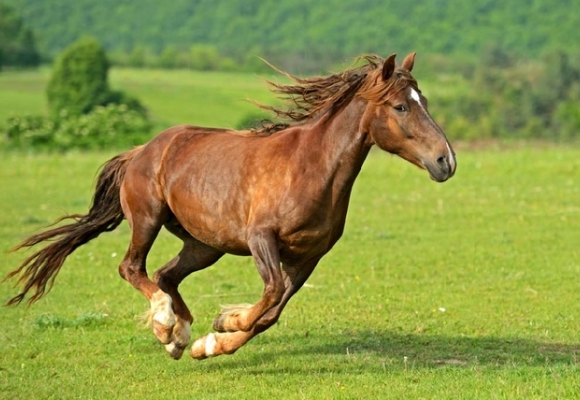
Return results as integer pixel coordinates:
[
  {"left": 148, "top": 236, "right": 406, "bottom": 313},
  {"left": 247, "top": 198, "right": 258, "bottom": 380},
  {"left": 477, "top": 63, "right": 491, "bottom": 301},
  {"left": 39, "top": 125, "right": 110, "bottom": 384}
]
[
  {"left": 410, "top": 88, "right": 422, "bottom": 106},
  {"left": 409, "top": 88, "right": 431, "bottom": 118}
]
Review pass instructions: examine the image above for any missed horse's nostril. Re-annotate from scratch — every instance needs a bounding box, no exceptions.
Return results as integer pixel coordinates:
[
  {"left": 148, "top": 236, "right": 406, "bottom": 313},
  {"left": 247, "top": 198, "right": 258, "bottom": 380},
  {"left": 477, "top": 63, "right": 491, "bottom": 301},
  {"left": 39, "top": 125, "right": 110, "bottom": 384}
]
[{"left": 437, "top": 155, "right": 447, "bottom": 166}]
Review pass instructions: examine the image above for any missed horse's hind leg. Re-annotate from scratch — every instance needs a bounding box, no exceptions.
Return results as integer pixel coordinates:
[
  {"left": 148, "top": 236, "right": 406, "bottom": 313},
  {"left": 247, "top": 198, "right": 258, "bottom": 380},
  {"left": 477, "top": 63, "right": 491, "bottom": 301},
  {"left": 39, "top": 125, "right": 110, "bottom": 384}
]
[
  {"left": 191, "top": 258, "right": 319, "bottom": 359},
  {"left": 153, "top": 222, "right": 224, "bottom": 359},
  {"left": 118, "top": 178, "right": 176, "bottom": 345}
]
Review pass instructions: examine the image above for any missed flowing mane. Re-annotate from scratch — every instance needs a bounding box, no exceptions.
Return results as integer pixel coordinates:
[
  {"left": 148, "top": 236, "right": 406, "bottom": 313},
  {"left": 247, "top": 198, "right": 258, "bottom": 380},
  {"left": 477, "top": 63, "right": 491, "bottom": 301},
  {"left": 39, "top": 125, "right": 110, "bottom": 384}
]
[{"left": 252, "top": 54, "right": 419, "bottom": 135}]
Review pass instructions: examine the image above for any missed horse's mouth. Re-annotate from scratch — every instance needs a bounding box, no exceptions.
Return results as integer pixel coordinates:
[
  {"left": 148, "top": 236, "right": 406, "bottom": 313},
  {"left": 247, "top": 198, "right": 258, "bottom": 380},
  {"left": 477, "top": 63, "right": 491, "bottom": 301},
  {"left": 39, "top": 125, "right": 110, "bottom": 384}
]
[{"left": 425, "top": 158, "right": 456, "bottom": 182}]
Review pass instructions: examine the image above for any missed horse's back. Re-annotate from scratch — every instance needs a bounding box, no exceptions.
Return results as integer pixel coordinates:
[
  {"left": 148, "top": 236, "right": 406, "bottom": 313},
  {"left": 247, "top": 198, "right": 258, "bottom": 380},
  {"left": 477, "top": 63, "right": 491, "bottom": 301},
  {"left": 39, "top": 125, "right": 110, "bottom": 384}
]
[{"left": 124, "top": 125, "right": 232, "bottom": 186}]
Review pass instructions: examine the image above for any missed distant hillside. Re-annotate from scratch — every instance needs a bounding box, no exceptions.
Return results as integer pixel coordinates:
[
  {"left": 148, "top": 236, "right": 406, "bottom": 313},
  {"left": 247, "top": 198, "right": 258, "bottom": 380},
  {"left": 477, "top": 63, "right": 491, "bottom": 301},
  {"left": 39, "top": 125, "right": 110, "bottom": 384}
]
[{"left": 4, "top": 0, "right": 579, "bottom": 69}]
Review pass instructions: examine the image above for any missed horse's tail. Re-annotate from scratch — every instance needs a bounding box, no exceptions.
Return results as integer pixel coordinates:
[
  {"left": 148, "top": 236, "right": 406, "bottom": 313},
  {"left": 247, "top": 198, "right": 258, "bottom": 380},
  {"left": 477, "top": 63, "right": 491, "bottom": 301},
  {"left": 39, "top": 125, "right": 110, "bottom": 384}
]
[{"left": 4, "top": 146, "right": 143, "bottom": 306}]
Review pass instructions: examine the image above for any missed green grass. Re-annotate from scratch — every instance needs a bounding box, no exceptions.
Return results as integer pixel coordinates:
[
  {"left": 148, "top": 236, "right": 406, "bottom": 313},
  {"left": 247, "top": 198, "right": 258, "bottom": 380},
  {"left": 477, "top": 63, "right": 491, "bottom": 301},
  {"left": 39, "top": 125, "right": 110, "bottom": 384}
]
[
  {"left": 0, "top": 67, "right": 279, "bottom": 132},
  {"left": 109, "top": 68, "right": 279, "bottom": 129},
  {"left": 0, "top": 68, "right": 50, "bottom": 120},
  {"left": 1, "top": 145, "right": 580, "bottom": 399}
]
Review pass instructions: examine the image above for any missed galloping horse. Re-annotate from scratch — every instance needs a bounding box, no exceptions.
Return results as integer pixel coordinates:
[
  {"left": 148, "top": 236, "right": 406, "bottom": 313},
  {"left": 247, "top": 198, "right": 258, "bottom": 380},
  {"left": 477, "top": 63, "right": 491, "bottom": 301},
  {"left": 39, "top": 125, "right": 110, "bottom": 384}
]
[{"left": 6, "top": 53, "right": 456, "bottom": 360}]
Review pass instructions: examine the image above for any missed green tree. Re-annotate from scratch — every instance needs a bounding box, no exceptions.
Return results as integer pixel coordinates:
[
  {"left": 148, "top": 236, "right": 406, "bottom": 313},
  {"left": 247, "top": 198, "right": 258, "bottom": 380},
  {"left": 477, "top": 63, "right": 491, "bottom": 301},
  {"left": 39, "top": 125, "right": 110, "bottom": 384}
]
[
  {"left": 46, "top": 37, "right": 112, "bottom": 117},
  {"left": 46, "top": 37, "right": 146, "bottom": 118},
  {"left": 0, "top": 3, "right": 40, "bottom": 68},
  {"left": 5, "top": 0, "right": 580, "bottom": 73}
]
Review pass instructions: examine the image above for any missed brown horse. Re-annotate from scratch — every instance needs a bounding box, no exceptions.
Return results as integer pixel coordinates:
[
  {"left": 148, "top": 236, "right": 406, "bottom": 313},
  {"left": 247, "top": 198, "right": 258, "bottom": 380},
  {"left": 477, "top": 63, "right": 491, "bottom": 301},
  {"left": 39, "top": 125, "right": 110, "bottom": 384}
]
[{"left": 5, "top": 53, "right": 456, "bottom": 360}]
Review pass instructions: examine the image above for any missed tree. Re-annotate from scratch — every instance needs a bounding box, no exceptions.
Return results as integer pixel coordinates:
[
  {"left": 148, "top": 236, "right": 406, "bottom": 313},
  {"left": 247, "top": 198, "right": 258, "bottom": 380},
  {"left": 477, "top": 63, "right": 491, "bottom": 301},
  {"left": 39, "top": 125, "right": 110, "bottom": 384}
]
[
  {"left": 46, "top": 37, "right": 111, "bottom": 116},
  {"left": 0, "top": 3, "right": 41, "bottom": 68},
  {"left": 46, "top": 37, "right": 146, "bottom": 117}
]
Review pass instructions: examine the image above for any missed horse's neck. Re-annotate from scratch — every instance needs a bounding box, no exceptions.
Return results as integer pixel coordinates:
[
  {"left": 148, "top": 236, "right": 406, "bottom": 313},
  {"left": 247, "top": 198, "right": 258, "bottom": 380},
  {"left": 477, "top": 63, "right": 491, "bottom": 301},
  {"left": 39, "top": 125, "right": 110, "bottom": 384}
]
[{"left": 302, "top": 98, "right": 372, "bottom": 204}]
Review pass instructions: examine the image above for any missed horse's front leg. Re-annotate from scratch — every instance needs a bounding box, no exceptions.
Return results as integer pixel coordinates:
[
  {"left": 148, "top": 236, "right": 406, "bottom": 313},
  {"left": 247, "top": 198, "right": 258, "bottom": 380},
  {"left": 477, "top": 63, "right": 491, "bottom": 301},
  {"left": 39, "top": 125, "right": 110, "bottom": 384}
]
[
  {"left": 212, "top": 229, "right": 285, "bottom": 333},
  {"left": 191, "top": 258, "right": 320, "bottom": 359}
]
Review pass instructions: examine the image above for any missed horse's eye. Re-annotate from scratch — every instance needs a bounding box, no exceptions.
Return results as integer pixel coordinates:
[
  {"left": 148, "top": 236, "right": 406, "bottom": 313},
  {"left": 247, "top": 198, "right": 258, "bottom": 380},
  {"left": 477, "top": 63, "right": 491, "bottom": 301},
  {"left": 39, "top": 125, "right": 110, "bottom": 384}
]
[{"left": 393, "top": 104, "right": 407, "bottom": 113}]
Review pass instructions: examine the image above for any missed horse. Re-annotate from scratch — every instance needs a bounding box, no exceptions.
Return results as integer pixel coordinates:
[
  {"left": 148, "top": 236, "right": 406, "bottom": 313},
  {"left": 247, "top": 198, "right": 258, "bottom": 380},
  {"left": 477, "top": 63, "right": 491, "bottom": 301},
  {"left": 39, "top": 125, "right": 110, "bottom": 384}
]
[{"left": 5, "top": 53, "right": 456, "bottom": 360}]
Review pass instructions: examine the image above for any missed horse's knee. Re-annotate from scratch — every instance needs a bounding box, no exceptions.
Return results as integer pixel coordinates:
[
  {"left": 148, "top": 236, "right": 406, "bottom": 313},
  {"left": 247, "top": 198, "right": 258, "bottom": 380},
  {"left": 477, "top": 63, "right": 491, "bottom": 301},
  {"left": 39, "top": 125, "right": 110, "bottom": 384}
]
[{"left": 118, "top": 260, "right": 131, "bottom": 281}]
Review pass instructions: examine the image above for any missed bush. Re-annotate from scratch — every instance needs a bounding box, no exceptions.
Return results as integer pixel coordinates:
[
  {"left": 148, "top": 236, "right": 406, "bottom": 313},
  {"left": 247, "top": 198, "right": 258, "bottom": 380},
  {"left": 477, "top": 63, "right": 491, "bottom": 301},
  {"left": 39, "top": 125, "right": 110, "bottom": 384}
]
[
  {"left": 3, "top": 104, "right": 152, "bottom": 151},
  {"left": 2, "top": 37, "right": 151, "bottom": 152},
  {"left": 4, "top": 115, "right": 56, "bottom": 148},
  {"left": 46, "top": 38, "right": 111, "bottom": 117},
  {"left": 46, "top": 37, "right": 147, "bottom": 118},
  {"left": 432, "top": 49, "right": 580, "bottom": 142}
]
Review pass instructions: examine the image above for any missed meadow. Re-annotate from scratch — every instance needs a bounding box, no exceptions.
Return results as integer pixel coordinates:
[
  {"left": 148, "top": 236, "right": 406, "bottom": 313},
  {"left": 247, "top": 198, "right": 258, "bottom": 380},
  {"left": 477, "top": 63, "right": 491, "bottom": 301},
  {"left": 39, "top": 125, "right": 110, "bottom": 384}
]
[
  {"left": 0, "top": 67, "right": 279, "bottom": 130},
  {"left": 1, "top": 68, "right": 580, "bottom": 399}
]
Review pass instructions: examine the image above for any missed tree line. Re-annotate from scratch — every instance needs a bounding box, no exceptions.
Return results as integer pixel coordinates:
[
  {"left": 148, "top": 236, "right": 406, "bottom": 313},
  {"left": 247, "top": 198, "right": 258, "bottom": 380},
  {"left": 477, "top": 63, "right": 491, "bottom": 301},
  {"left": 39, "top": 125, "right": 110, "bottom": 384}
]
[{"left": 3, "top": 0, "right": 580, "bottom": 72}]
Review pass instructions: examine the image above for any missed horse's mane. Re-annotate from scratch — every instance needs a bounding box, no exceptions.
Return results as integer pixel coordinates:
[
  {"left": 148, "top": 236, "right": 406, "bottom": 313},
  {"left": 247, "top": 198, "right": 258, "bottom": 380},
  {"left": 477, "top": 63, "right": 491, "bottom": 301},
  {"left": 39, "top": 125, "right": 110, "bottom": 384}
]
[{"left": 250, "top": 54, "right": 418, "bottom": 135}]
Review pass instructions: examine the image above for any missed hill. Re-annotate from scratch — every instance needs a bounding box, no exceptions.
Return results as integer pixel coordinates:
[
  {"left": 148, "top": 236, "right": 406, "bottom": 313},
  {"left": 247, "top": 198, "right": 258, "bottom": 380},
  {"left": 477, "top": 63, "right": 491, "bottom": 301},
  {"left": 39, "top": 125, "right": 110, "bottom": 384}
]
[{"left": 4, "top": 0, "right": 579, "bottom": 70}]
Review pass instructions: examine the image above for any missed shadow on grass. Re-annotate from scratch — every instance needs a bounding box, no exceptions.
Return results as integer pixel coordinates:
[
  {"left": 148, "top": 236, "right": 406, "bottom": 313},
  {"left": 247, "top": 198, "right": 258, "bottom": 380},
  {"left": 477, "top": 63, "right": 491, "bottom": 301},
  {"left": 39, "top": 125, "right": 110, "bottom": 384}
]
[{"left": 199, "top": 330, "right": 580, "bottom": 373}]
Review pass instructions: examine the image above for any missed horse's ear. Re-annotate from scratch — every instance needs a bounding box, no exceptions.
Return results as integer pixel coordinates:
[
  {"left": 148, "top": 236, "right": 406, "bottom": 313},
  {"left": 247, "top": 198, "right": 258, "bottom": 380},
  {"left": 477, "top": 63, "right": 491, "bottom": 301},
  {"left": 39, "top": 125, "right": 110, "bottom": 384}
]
[
  {"left": 382, "top": 54, "right": 397, "bottom": 81},
  {"left": 402, "top": 52, "right": 416, "bottom": 72}
]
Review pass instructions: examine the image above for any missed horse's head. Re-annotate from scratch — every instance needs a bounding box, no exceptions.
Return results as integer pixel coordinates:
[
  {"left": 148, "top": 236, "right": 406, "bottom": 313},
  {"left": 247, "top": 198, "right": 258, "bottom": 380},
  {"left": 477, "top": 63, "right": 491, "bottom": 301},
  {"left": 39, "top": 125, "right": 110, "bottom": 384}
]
[{"left": 360, "top": 53, "right": 456, "bottom": 182}]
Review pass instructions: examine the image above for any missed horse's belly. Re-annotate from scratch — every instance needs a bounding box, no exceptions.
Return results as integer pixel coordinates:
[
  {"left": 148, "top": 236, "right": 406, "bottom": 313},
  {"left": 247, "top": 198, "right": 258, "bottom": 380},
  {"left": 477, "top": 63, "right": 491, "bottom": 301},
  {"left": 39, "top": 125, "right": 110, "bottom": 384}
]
[{"left": 168, "top": 199, "right": 252, "bottom": 256}]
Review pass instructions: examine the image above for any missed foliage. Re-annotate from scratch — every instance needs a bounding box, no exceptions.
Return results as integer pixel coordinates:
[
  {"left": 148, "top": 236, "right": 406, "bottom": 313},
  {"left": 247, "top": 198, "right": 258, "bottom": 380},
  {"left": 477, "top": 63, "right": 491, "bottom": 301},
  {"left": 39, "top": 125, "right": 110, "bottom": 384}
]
[
  {"left": 0, "top": 2, "right": 40, "bottom": 68},
  {"left": 431, "top": 49, "right": 580, "bottom": 141},
  {"left": 46, "top": 37, "right": 110, "bottom": 116},
  {"left": 46, "top": 37, "right": 146, "bottom": 118},
  {"left": 3, "top": 104, "right": 152, "bottom": 151},
  {"left": 1, "top": 38, "right": 152, "bottom": 152},
  {"left": 4, "top": 0, "right": 580, "bottom": 73},
  {"left": 1, "top": 147, "right": 580, "bottom": 398}
]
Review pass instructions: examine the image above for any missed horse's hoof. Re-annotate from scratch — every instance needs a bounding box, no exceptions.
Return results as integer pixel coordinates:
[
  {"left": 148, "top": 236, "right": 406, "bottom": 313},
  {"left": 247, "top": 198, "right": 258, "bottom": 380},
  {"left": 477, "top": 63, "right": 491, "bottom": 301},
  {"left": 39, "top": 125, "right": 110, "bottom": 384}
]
[
  {"left": 190, "top": 334, "right": 217, "bottom": 360},
  {"left": 165, "top": 342, "right": 186, "bottom": 360},
  {"left": 190, "top": 339, "right": 208, "bottom": 360}
]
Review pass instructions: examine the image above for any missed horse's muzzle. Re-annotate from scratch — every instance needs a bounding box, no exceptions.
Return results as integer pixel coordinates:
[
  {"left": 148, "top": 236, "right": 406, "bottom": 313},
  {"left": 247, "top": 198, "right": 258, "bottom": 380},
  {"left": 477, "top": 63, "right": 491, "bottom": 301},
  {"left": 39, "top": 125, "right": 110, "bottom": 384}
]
[{"left": 425, "top": 152, "right": 456, "bottom": 182}]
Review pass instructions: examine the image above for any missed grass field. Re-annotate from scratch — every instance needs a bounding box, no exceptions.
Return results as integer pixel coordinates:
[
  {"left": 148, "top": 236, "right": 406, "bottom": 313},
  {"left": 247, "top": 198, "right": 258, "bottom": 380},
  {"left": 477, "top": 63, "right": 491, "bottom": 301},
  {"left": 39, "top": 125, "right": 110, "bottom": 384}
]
[
  {"left": 1, "top": 68, "right": 580, "bottom": 398},
  {"left": 1, "top": 144, "right": 579, "bottom": 399}
]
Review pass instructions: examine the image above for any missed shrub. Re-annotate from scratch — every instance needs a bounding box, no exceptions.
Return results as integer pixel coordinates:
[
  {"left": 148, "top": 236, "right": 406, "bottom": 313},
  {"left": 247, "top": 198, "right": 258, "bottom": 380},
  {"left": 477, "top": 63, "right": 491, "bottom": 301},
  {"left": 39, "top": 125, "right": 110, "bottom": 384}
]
[
  {"left": 46, "top": 38, "right": 111, "bottom": 117},
  {"left": 4, "top": 37, "right": 154, "bottom": 152},
  {"left": 46, "top": 37, "right": 147, "bottom": 118},
  {"left": 4, "top": 115, "right": 56, "bottom": 148},
  {"left": 3, "top": 104, "right": 152, "bottom": 151},
  {"left": 51, "top": 104, "right": 151, "bottom": 150}
]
